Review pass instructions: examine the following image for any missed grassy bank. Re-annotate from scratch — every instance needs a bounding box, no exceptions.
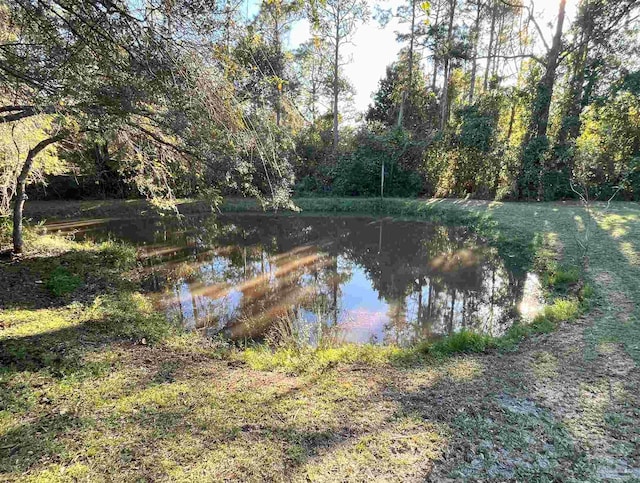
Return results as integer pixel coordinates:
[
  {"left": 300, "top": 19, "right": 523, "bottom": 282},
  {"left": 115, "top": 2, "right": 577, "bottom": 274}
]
[
  {"left": 21, "top": 197, "right": 587, "bottom": 370},
  {"left": 224, "top": 197, "right": 589, "bottom": 372},
  {"left": 2, "top": 198, "right": 639, "bottom": 481}
]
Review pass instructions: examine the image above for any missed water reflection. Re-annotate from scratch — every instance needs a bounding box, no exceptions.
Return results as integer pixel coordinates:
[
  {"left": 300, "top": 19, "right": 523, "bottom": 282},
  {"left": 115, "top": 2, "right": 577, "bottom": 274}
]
[{"left": 47, "top": 213, "right": 538, "bottom": 346}]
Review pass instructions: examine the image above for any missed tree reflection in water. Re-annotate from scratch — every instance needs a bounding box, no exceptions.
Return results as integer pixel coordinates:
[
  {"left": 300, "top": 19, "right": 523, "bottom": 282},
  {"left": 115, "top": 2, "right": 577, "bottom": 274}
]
[{"left": 51, "top": 213, "right": 535, "bottom": 346}]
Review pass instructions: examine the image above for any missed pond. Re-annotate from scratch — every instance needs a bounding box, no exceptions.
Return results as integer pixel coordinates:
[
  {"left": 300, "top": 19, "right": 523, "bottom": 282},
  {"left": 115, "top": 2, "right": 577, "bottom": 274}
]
[{"left": 45, "top": 213, "right": 542, "bottom": 347}]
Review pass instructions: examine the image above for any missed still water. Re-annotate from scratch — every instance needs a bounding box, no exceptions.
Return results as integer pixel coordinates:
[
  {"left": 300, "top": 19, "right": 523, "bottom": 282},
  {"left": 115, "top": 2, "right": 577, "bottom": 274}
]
[{"left": 46, "top": 213, "right": 540, "bottom": 346}]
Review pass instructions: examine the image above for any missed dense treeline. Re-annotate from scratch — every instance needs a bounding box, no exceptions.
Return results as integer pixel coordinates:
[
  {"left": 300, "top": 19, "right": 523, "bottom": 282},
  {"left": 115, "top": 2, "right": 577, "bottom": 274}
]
[
  {"left": 1, "top": 0, "right": 640, "bottom": 253},
  {"left": 296, "top": 0, "right": 640, "bottom": 201}
]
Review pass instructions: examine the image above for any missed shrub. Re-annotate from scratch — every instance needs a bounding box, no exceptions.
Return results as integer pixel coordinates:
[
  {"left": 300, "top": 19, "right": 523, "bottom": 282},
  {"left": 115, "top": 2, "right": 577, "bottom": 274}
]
[
  {"left": 294, "top": 175, "right": 325, "bottom": 196},
  {"left": 541, "top": 299, "right": 580, "bottom": 323},
  {"left": 332, "top": 149, "right": 423, "bottom": 198},
  {"left": 98, "top": 241, "right": 137, "bottom": 270},
  {"left": 545, "top": 265, "right": 580, "bottom": 289}
]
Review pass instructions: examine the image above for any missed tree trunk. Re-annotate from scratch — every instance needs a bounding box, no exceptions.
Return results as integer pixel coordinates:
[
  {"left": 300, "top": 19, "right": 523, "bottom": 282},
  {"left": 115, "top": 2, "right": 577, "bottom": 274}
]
[
  {"left": 275, "top": 16, "right": 282, "bottom": 126},
  {"left": 491, "top": 11, "right": 505, "bottom": 85},
  {"left": 468, "top": 1, "right": 482, "bottom": 102},
  {"left": 439, "top": 0, "right": 456, "bottom": 130},
  {"left": 13, "top": 134, "right": 66, "bottom": 254},
  {"left": 311, "top": 80, "right": 317, "bottom": 123},
  {"left": 519, "top": 0, "right": 566, "bottom": 200},
  {"left": 332, "top": 20, "right": 340, "bottom": 153},
  {"left": 448, "top": 289, "right": 456, "bottom": 333},
  {"left": 484, "top": 1, "right": 496, "bottom": 92},
  {"left": 431, "top": 0, "right": 442, "bottom": 92},
  {"left": 506, "top": 100, "right": 516, "bottom": 142},
  {"left": 555, "top": 7, "right": 593, "bottom": 166},
  {"left": 224, "top": 0, "right": 232, "bottom": 53},
  {"left": 398, "top": 0, "right": 417, "bottom": 127},
  {"left": 528, "top": 0, "right": 566, "bottom": 140}
]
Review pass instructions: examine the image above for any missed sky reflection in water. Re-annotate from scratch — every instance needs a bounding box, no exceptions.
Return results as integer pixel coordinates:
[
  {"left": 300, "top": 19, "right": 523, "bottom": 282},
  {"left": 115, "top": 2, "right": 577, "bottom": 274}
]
[{"left": 48, "top": 213, "right": 540, "bottom": 346}]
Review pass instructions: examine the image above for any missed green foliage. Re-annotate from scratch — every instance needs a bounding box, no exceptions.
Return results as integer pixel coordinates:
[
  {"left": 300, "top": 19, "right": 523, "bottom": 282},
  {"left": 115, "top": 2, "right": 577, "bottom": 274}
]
[
  {"left": 544, "top": 264, "right": 581, "bottom": 290},
  {"left": 366, "top": 65, "right": 401, "bottom": 126},
  {"left": 421, "top": 94, "right": 508, "bottom": 198},
  {"left": 540, "top": 168, "right": 573, "bottom": 201},
  {"left": 365, "top": 61, "right": 438, "bottom": 134},
  {"left": 540, "top": 299, "right": 581, "bottom": 324},
  {"left": 519, "top": 135, "right": 549, "bottom": 200},
  {"left": 332, "top": 151, "right": 422, "bottom": 197},
  {"left": 420, "top": 331, "right": 495, "bottom": 357},
  {"left": 46, "top": 266, "right": 82, "bottom": 297},
  {"left": 618, "top": 70, "right": 640, "bottom": 96},
  {"left": 573, "top": 79, "right": 640, "bottom": 200},
  {"left": 294, "top": 175, "right": 324, "bottom": 196},
  {"left": 295, "top": 127, "right": 424, "bottom": 197},
  {"left": 97, "top": 241, "right": 137, "bottom": 271},
  {"left": 457, "top": 102, "right": 499, "bottom": 153}
]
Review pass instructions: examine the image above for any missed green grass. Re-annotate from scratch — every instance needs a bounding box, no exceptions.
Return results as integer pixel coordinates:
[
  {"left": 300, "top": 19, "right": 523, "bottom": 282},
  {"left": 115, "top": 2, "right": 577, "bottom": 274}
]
[
  {"left": 46, "top": 266, "right": 82, "bottom": 297},
  {"left": 2, "top": 198, "right": 639, "bottom": 481},
  {"left": 421, "top": 331, "right": 496, "bottom": 357},
  {"left": 238, "top": 343, "right": 408, "bottom": 373}
]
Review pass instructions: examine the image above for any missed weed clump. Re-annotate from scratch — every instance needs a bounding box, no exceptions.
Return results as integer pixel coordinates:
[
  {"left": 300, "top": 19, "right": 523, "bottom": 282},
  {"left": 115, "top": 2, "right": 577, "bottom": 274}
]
[
  {"left": 239, "top": 343, "right": 405, "bottom": 373},
  {"left": 418, "top": 331, "right": 496, "bottom": 357},
  {"left": 88, "top": 293, "right": 175, "bottom": 344},
  {"left": 544, "top": 265, "right": 581, "bottom": 290},
  {"left": 46, "top": 266, "right": 82, "bottom": 296}
]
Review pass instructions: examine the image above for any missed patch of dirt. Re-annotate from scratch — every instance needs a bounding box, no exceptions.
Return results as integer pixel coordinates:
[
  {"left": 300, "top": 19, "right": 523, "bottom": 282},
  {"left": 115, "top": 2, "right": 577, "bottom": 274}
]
[
  {"left": 594, "top": 271, "right": 614, "bottom": 285},
  {"left": 593, "top": 272, "right": 635, "bottom": 322},
  {"left": 0, "top": 259, "right": 56, "bottom": 310},
  {"left": 609, "top": 291, "right": 635, "bottom": 322}
]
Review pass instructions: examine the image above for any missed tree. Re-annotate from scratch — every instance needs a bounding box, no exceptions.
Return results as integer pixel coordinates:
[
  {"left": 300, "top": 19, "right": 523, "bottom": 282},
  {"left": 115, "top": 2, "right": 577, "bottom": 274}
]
[
  {"left": 252, "top": 0, "right": 303, "bottom": 126},
  {"left": 394, "top": 0, "right": 431, "bottom": 127},
  {"left": 366, "top": 58, "right": 436, "bottom": 134},
  {"left": 438, "top": 0, "right": 469, "bottom": 129},
  {"left": 439, "top": 0, "right": 456, "bottom": 129},
  {"left": 422, "top": 0, "right": 446, "bottom": 93},
  {"left": 467, "top": 0, "right": 485, "bottom": 102},
  {"left": 367, "top": 66, "right": 403, "bottom": 127},
  {"left": 313, "top": 0, "right": 369, "bottom": 153},
  {"left": 518, "top": 0, "right": 567, "bottom": 200},
  {"left": 1, "top": 0, "right": 292, "bottom": 253},
  {"left": 294, "top": 38, "right": 331, "bottom": 124},
  {"left": 554, "top": 0, "right": 639, "bottom": 183}
]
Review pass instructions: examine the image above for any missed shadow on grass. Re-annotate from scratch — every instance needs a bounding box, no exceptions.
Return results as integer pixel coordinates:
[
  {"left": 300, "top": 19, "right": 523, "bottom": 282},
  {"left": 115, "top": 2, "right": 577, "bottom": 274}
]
[
  {"left": 5, "top": 198, "right": 636, "bottom": 480},
  {"left": 583, "top": 206, "right": 640, "bottom": 362},
  {"left": 0, "top": 241, "right": 136, "bottom": 311},
  {"left": 0, "top": 292, "right": 172, "bottom": 376},
  {"left": 0, "top": 414, "right": 83, "bottom": 473}
]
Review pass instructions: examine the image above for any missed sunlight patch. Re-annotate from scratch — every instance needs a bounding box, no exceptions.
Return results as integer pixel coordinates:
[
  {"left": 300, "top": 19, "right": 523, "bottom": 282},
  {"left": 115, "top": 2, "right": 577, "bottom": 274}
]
[
  {"left": 446, "top": 358, "right": 483, "bottom": 382},
  {"left": 302, "top": 416, "right": 448, "bottom": 482}
]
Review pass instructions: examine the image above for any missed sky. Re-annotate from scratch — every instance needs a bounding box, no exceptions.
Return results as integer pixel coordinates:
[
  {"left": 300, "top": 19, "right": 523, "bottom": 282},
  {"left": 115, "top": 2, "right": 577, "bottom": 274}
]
[
  {"left": 288, "top": 0, "right": 405, "bottom": 114},
  {"left": 248, "top": 0, "right": 579, "bottom": 114}
]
